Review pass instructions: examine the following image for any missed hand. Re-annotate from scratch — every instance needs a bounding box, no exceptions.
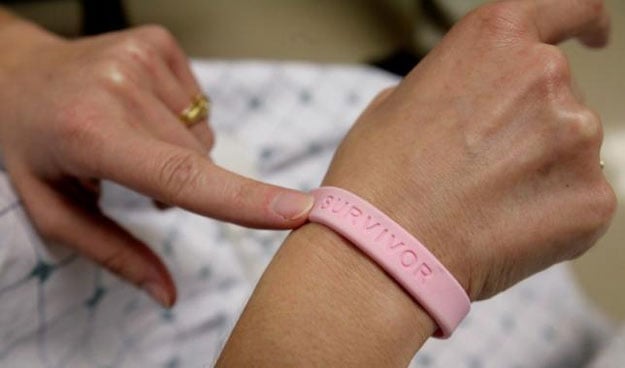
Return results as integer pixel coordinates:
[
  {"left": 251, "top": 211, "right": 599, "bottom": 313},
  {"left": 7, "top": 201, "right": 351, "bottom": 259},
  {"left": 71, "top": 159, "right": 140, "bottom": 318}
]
[
  {"left": 0, "top": 19, "right": 313, "bottom": 306},
  {"left": 322, "top": 0, "right": 615, "bottom": 301}
]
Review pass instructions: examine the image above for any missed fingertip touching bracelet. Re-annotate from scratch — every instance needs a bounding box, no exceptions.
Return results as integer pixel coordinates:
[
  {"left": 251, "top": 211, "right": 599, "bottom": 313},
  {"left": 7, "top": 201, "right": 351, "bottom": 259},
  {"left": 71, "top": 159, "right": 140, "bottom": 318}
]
[{"left": 308, "top": 186, "right": 470, "bottom": 338}]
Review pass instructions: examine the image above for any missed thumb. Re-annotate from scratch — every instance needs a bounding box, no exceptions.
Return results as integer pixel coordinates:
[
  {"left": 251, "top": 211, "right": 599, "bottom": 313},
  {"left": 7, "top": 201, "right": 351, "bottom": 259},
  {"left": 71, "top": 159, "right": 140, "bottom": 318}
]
[{"left": 96, "top": 135, "right": 314, "bottom": 229}]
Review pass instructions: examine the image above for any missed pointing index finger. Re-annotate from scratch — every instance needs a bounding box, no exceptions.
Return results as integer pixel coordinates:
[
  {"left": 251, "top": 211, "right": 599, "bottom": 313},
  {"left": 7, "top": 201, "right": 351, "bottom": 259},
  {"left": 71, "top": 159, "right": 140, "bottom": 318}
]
[{"left": 97, "top": 133, "right": 314, "bottom": 229}]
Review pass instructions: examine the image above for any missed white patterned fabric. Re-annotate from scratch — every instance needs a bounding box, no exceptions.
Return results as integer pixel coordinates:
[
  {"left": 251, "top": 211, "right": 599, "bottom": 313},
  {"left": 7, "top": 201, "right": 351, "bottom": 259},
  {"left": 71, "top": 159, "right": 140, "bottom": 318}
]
[
  {"left": 0, "top": 61, "right": 621, "bottom": 367},
  {"left": 588, "top": 329, "right": 625, "bottom": 368}
]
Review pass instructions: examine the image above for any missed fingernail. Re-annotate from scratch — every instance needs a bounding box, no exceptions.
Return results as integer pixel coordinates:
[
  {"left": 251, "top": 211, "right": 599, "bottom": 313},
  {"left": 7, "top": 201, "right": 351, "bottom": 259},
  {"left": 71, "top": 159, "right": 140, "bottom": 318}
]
[
  {"left": 143, "top": 282, "right": 171, "bottom": 308},
  {"left": 271, "top": 191, "right": 314, "bottom": 220}
]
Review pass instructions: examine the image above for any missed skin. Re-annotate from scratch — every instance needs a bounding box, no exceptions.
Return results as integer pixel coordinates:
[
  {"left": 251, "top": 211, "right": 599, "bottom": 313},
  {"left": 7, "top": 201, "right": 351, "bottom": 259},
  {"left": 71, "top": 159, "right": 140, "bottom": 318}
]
[
  {"left": 0, "top": 9, "right": 314, "bottom": 307},
  {"left": 216, "top": 0, "right": 616, "bottom": 366}
]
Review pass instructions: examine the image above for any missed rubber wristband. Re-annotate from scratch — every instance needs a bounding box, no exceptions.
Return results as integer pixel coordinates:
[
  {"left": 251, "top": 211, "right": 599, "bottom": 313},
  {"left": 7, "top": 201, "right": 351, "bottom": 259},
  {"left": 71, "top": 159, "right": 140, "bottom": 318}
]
[{"left": 308, "top": 186, "right": 470, "bottom": 338}]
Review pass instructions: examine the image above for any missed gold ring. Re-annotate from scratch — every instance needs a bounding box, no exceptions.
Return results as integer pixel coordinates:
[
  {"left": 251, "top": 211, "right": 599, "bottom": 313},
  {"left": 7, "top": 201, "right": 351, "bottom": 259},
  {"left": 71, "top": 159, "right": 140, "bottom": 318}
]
[{"left": 180, "top": 94, "right": 210, "bottom": 127}]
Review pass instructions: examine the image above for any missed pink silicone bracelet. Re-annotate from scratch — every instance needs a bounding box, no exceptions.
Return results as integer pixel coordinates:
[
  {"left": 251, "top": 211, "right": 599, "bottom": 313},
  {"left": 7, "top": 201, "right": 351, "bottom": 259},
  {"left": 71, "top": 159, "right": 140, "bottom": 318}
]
[{"left": 308, "top": 186, "right": 470, "bottom": 338}]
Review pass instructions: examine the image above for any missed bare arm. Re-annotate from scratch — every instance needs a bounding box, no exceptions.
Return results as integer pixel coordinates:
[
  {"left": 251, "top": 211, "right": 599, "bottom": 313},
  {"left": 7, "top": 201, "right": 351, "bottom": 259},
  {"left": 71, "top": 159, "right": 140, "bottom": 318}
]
[{"left": 217, "top": 223, "right": 436, "bottom": 366}]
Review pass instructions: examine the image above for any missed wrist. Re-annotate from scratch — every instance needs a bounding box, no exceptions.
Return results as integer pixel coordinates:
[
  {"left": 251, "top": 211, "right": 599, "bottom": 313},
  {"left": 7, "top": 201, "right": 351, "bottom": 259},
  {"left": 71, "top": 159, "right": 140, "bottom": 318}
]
[
  {"left": 291, "top": 223, "right": 437, "bottom": 343},
  {"left": 320, "top": 175, "right": 478, "bottom": 300},
  {"left": 218, "top": 222, "right": 436, "bottom": 366},
  {"left": 0, "top": 13, "right": 63, "bottom": 73},
  {"left": 308, "top": 186, "right": 470, "bottom": 336}
]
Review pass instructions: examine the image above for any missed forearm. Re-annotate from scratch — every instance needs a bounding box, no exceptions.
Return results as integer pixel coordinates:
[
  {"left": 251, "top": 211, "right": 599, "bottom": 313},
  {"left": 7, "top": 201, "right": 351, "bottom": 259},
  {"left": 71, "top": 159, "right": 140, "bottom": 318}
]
[{"left": 216, "top": 223, "right": 436, "bottom": 367}]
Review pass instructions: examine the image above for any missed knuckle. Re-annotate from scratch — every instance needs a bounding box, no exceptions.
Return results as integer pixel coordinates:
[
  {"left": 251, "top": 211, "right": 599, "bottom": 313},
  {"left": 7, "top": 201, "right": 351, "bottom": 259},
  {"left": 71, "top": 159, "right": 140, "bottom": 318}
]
[
  {"left": 531, "top": 46, "right": 571, "bottom": 98},
  {"left": 564, "top": 108, "right": 602, "bottom": 149},
  {"left": 158, "top": 151, "right": 203, "bottom": 203},
  {"left": 139, "top": 24, "right": 174, "bottom": 40},
  {"left": 96, "top": 57, "right": 139, "bottom": 92},
  {"left": 595, "top": 181, "right": 617, "bottom": 223},
  {"left": 118, "top": 37, "right": 159, "bottom": 76},
  {"left": 137, "top": 24, "right": 177, "bottom": 53},
  {"left": 55, "top": 101, "right": 102, "bottom": 148},
  {"left": 227, "top": 180, "right": 255, "bottom": 213},
  {"left": 52, "top": 96, "right": 107, "bottom": 173},
  {"left": 585, "top": 180, "right": 617, "bottom": 231},
  {"left": 544, "top": 48, "right": 571, "bottom": 79}
]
